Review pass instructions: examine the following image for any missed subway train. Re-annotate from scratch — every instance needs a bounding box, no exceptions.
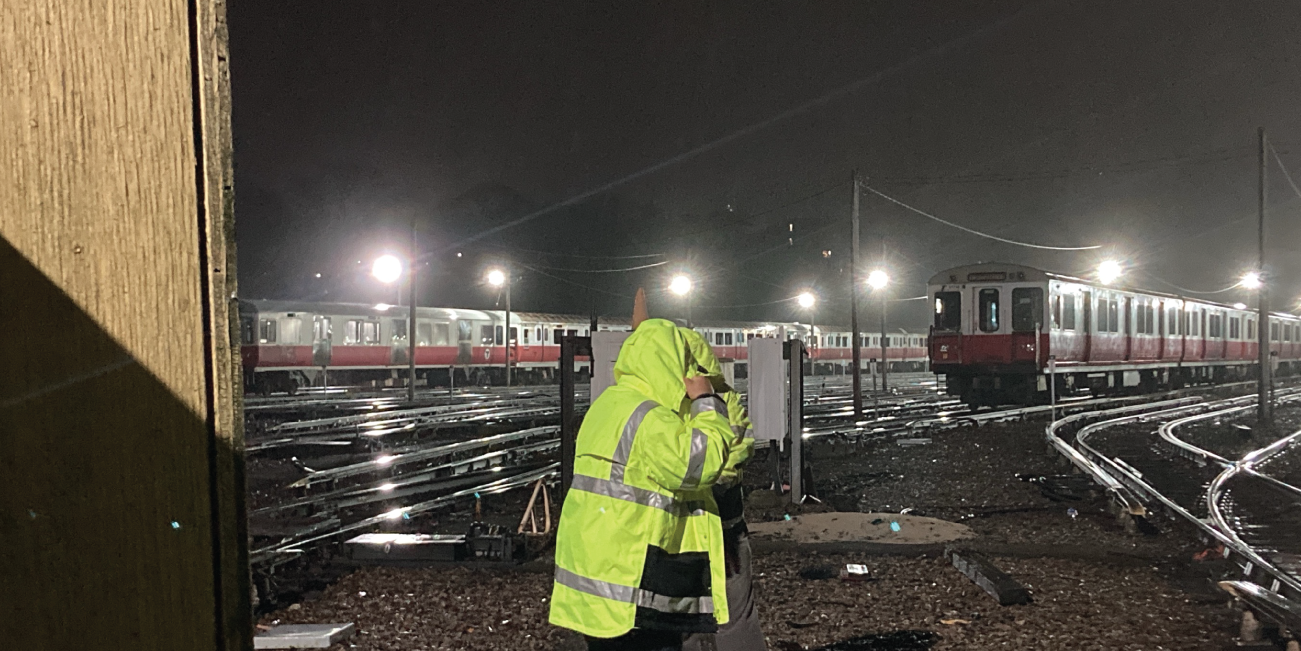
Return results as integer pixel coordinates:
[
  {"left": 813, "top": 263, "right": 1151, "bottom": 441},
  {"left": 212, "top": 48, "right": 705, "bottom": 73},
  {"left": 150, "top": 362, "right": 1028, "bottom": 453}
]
[
  {"left": 239, "top": 299, "right": 928, "bottom": 394},
  {"left": 928, "top": 263, "right": 1301, "bottom": 407}
]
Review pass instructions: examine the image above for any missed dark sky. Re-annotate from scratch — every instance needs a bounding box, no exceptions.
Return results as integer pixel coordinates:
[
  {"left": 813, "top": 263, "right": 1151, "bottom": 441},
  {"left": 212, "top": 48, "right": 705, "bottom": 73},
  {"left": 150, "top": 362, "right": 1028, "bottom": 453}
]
[{"left": 229, "top": 0, "right": 1301, "bottom": 330}]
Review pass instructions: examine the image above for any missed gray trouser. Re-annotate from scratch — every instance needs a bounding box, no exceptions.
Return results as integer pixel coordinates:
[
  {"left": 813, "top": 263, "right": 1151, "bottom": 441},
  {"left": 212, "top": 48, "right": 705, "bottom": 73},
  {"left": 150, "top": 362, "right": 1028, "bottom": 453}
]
[{"left": 684, "top": 531, "right": 766, "bottom": 651}]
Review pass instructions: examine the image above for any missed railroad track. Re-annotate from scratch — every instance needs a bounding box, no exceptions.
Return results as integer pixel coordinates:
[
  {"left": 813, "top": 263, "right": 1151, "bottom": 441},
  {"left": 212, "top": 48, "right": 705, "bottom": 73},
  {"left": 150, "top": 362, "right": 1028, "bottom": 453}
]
[{"left": 1048, "top": 388, "right": 1301, "bottom": 639}]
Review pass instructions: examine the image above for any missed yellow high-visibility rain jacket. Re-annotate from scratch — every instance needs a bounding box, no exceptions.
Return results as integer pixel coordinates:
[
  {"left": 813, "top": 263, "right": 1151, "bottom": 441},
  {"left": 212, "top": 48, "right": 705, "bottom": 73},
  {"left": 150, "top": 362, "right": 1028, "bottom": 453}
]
[{"left": 550, "top": 319, "right": 734, "bottom": 638}]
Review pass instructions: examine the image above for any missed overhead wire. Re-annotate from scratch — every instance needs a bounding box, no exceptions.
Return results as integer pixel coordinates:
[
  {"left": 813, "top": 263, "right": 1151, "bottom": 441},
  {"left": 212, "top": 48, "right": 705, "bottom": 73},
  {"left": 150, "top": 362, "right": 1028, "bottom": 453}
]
[
  {"left": 437, "top": 3, "right": 1044, "bottom": 254},
  {"left": 481, "top": 244, "right": 666, "bottom": 260},
  {"left": 526, "top": 260, "right": 669, "bottom": 273},
  {"left": 860, "top": 184, "right": 1102, "bottom": 251},
  {"left": 515, "top": 263, "right": 633, "bottom": 299},
  {"left": 1270, "top": 143, "right": 1301, "bottom": 201}
]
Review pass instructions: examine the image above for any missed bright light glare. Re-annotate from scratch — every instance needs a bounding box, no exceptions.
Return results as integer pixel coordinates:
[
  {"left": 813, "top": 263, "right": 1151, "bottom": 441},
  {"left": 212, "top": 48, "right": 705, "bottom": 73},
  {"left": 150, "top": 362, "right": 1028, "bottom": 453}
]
[
  {"left": 1097, "top": 260, "right": 1123, "bottom": 285},
  {"left": 379, "top": 483, "right": 397, "bottom": 492},
  {"left": 487, "top": 268, "right": 506, "bottom": 287},
  {"left": 866, "top": 269, "right": 889, "bottom": 290},
  {"left": 797, "top": 291, "right": 816, "bottom": 309},
  {"left": 1240, "top": 272, "right": 1262, "bottom": 290},
  {"left": 372, "top": 254, "right": 403, "bottom": 284},
  {"left": 669, "top": 274, "right": 692, "bottom": 296},
  {"left": 383, "top": 508, "right": 406, "bottom": 520},
  {"left": 375, "top": 454, "right": 397, "bottom": 466},
  {"left": 374, "top": 303, "right": 392, "bottom": 311},
  {"left": 1234, "top": 302, "right": 1247, "bottom": 310}
]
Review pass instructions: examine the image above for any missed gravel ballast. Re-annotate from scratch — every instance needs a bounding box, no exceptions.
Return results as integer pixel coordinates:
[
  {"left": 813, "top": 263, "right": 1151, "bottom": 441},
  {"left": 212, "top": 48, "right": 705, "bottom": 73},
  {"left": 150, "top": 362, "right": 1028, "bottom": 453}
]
[{"left": 260, "top": 413, "right": 1246, "bottom": 649}]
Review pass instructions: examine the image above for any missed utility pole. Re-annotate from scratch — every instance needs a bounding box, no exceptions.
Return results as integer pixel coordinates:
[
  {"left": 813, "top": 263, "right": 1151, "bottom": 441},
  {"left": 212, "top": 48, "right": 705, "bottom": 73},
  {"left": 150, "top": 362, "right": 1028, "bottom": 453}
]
[
  {"left": 1257, "top": 126, "right": 1271, "bottom": 427},
  {"left": 407, "top": 219, "right": 418, "bottom": 403},
  {"left": 880, "top": 239, "right": 888, "bottom": 392},
  {"left": 850, "top": 171, "right": 863, "bottom": 419}
]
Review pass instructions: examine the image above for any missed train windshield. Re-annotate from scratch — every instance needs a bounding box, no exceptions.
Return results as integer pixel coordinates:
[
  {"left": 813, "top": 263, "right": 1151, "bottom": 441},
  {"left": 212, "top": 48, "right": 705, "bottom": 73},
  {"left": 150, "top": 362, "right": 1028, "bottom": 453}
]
[
  {"left": 1012, "top": 287, "right": 1044, "bottom": 332},
  {"left": 934, "top": 292, "right": 961, "bottom": 331}
]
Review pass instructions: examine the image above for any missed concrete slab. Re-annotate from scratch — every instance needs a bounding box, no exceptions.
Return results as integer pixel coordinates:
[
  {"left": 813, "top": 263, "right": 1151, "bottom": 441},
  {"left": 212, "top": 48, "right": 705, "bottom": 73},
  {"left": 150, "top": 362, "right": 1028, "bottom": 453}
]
[
  {"left": 254, "top": 623, "right": 355, "bottom": 649},
  {"left": 748, "top": 511, "right": 975, "bottom": 545}
]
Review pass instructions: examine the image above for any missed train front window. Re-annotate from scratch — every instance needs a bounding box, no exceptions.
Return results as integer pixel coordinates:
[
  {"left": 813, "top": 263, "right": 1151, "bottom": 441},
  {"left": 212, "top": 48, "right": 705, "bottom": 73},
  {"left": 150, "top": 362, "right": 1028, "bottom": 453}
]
[
  {"left": 978, "top": 289, "right": 1000, "bottom": 333},
  {"left": 934, "top": 291, "right": 961, "bottom": 331},
  {"left": 1011, "top": 288, "right": 1043, "bottom": 332}
]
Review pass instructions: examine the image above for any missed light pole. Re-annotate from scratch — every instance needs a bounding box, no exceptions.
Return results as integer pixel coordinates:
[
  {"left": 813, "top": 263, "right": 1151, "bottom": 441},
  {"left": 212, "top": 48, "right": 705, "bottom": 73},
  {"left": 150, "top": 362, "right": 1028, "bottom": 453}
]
[
  {"left": 373, "top": 249, "right": 418, "bottom": 403},
  {"left": 797, "top": 291, "right": 816, "bottom": 375},
  {"left": 867, "top": 269, "right": 889, "bottom": 392},
  {"left": 487, "top": 267, "right": 512, "bottom": 387},
  {"left": 669, "top": 274, "right": 693, "bottom": 326}
]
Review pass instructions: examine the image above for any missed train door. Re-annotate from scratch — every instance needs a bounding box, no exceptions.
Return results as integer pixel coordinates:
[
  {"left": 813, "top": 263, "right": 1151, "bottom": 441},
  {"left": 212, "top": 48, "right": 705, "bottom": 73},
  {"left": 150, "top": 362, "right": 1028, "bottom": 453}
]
[
  {"left": 1010, "top": 287, "right": 1043, "bottom": 365},
  {"left": 456, "top": 319, "right": 473, "bottom": 365},
  {"left": 1123, "top": 297, "right": 1133, "bottom": 361},
  {"left": 312, "top": 315, "right": 332, "bottom": 367},
  {"left": 1081, "top": 290, "right": 1093, "bottom": 362}
]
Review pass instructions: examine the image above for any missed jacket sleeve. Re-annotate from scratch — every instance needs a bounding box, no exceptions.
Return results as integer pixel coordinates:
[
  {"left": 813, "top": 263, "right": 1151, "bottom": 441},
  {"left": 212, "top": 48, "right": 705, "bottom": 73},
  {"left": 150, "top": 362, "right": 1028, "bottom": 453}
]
[
  {"left": 628, "top": 396, "right": 733, "bottom": 493},
  {"left": 724, "top": 391, "right": 751, "bottom": 438}
]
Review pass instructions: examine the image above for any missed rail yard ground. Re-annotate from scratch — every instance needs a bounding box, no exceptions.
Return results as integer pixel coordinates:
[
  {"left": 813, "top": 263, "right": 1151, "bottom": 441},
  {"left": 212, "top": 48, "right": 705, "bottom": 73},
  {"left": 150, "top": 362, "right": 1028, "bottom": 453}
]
[{"left": 256, "top": 383, "right": 1257, "bottom": 650}]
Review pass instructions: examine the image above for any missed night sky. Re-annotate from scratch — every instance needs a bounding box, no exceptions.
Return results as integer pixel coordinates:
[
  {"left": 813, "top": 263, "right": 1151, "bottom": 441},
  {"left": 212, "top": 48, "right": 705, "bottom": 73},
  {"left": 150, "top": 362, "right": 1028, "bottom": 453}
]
[{"left": 229, "top": 1, "right": 1301, "bottom": 330}]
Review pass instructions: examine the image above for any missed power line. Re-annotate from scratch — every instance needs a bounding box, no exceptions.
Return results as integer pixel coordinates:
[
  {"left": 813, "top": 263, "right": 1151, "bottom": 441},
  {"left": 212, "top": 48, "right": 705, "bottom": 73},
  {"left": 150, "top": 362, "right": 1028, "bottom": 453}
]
[
  {"left": 527, "top": 260, "right": 669, "bottom": 273},
  {"left": 437, "top": 4, "right": 1043, "bottom": 254},
  {"left": 483, "top": 244, "right": 666, "bottom": 260},
  {"left": 1270, "top": 143, "right": 1301, "bottom": 201},
  {"left": 874, "top": 147, "right": 1255, "bottom": 185},
  {"left": 515, "top": 263, "right": 633, "bottom": 299},
  {"left": 860, "top": 184, "right": 1101, "bottom": 251},
  {"left": 1136, "top": 270, "right": 1241, "bottom": 296}
]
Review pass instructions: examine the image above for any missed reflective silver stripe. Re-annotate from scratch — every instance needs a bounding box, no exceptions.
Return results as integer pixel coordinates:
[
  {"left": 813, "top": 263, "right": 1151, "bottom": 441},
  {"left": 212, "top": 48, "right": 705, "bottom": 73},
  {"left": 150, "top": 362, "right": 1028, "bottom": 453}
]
[
  {"left": 571, "top": 473, "right": 707, "bottom": 517},
  {"left": 691, "top": 396, "right": 727, "bottom": 417},
  {"left": 635, "top": 591, "right": 714, "bottom": 614},
  {"left": 679, "top": 429, "right": 708, "bottom": 490},
  {"left": 555, "top": 566, "right": 635, "bottom": 602},
  {"left": 610, "top": 400, "right": 658, "bottom": 483},
  {"left": 555, "top": 566, "right": 712, "bottom": 615}
]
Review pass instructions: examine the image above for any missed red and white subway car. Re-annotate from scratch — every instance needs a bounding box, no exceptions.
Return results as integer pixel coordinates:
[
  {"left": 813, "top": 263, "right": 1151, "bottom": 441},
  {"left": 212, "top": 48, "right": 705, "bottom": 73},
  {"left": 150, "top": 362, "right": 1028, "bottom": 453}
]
[
  {"left": 928, "top": 263, "right": 1301, "bottom": 407},
  {"left": 239, "top": 299, "right": 928, "bottom": 394}
]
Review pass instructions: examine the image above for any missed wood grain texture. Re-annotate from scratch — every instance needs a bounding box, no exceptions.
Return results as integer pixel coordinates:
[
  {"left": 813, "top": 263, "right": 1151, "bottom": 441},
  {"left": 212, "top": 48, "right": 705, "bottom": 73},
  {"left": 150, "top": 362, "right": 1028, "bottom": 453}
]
[{"left": 0, "top": 1, "right": 244, "bottom": 648}]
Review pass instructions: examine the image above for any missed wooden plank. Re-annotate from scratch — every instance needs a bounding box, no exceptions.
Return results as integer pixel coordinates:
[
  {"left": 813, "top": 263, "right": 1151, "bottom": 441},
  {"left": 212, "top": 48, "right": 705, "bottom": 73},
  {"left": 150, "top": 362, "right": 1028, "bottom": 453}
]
[
  {"left": 0, "top": 1, "right": 244, "bottom": 649},
  {"left": 946, "top": 549, "right": 1032, "bottom": 606}
]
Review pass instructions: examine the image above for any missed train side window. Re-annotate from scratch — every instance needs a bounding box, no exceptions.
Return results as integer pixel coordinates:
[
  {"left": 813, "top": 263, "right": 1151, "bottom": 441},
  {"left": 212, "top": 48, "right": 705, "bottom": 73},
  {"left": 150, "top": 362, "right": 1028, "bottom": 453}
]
[
  {"left": 259, "top": 319, "right": 278, "bottom": 344},
  {"left": 1107, "top": 299, "right": 1119, "bottom": 333},
  {"left": 934, "top": 291, "right": 961, "bottom": 331},
  {"left": 314, "top": 316, "right": 332, "bottom": 342},
  {"left": 1209, "top": 314, "right": 1222, "bottom": 338},
  {"left": 494, "top": 325, "right": 504, "bottom": 345},
  {"left": 536, "top": 327, "right": 543, "bottom": 342},
  {"left": 481, "top": 325, "right": 495, "bottom": 345},
  {"left": 715, "top": 332, "right": 724, "bottom": 345},
  {"left": 362, "top": 321, "right": 380, "bottom": 344},
  {"left": 391, "top": 319, "right": 408, "bottom": 343},
  {"left": 554, "top": 329, "right": 563, "bottom": 344},
  {"left": 1271, "top": 322, "right": 1280, "bottom": 342},
  {"left": 1248, "top": 319, "right": 1256, "bottom": 340},
  {"left": 1136, "top": 304, "right": 1147, "bottom": 334},
  {"left": 510, "top": 327, "right": 518, "bottom": 342},
  {"left": 978, "top": 288, "right": 1001, "bottom": 333},
  {"left": 280, "top": 316, "right": 299, "bottom": 343},
  {"left": 1062, "top": 295, "right": 1076, "bottom": 331},
  {"left": 241, "top": 317, "right": 255, "bottom": 344},
  {"left": 1229, "top": 317, "right": 1240, "bottom": 340},
  {"left": 417, "top": 323, "right": 433, "bottom": 346},
  {"left": 523, "top": 328, "right": 530, "bottom": 344},
  {"left": 1287, "top": 325, "right": 1293, "bottom": 342},
  {"left": 345, "top": 320, "right": 360, "bottom": 344},
  {"left": 726, "top": 332, "right": 733, "bottom": 346}
]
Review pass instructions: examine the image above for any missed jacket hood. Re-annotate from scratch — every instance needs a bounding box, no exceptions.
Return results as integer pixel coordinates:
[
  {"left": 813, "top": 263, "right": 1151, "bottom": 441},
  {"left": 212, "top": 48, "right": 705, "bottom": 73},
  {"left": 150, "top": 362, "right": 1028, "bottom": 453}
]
[
  {"left": 614, "top": 318, "right": 689, "bottom": 408},
  {"left": 679, "top": 328, "right": 721, "bottom": 378}
]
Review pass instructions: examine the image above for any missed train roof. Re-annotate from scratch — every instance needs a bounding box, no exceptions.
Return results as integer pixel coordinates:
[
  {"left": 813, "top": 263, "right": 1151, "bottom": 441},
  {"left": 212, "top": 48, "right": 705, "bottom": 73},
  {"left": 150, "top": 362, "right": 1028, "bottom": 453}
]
[{"left": 929, "top": 263, "right": 1301, "bottom": 320}]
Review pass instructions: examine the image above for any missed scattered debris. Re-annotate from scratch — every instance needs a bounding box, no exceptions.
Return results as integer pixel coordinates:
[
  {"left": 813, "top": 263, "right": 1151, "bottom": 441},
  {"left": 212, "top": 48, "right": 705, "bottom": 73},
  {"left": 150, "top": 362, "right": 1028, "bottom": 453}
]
[
  {"left": 940, "top": 618, "right": 972, "bottom": 625},
  {"left": 253, "top": 623, "right": 355, "bottom": 649},
  {"left": 839, "top": 564, "right": 873, "bottom": 582},
  {"left": 946, "top": 548, "right": 1031, "bottom": 606}
]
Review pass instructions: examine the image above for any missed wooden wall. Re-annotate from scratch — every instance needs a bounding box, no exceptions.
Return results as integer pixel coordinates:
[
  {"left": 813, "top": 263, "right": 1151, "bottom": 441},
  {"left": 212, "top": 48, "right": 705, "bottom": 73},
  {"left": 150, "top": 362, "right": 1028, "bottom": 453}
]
[{"left": 0, "top": 1, "right": 247, "bottom": 649}]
